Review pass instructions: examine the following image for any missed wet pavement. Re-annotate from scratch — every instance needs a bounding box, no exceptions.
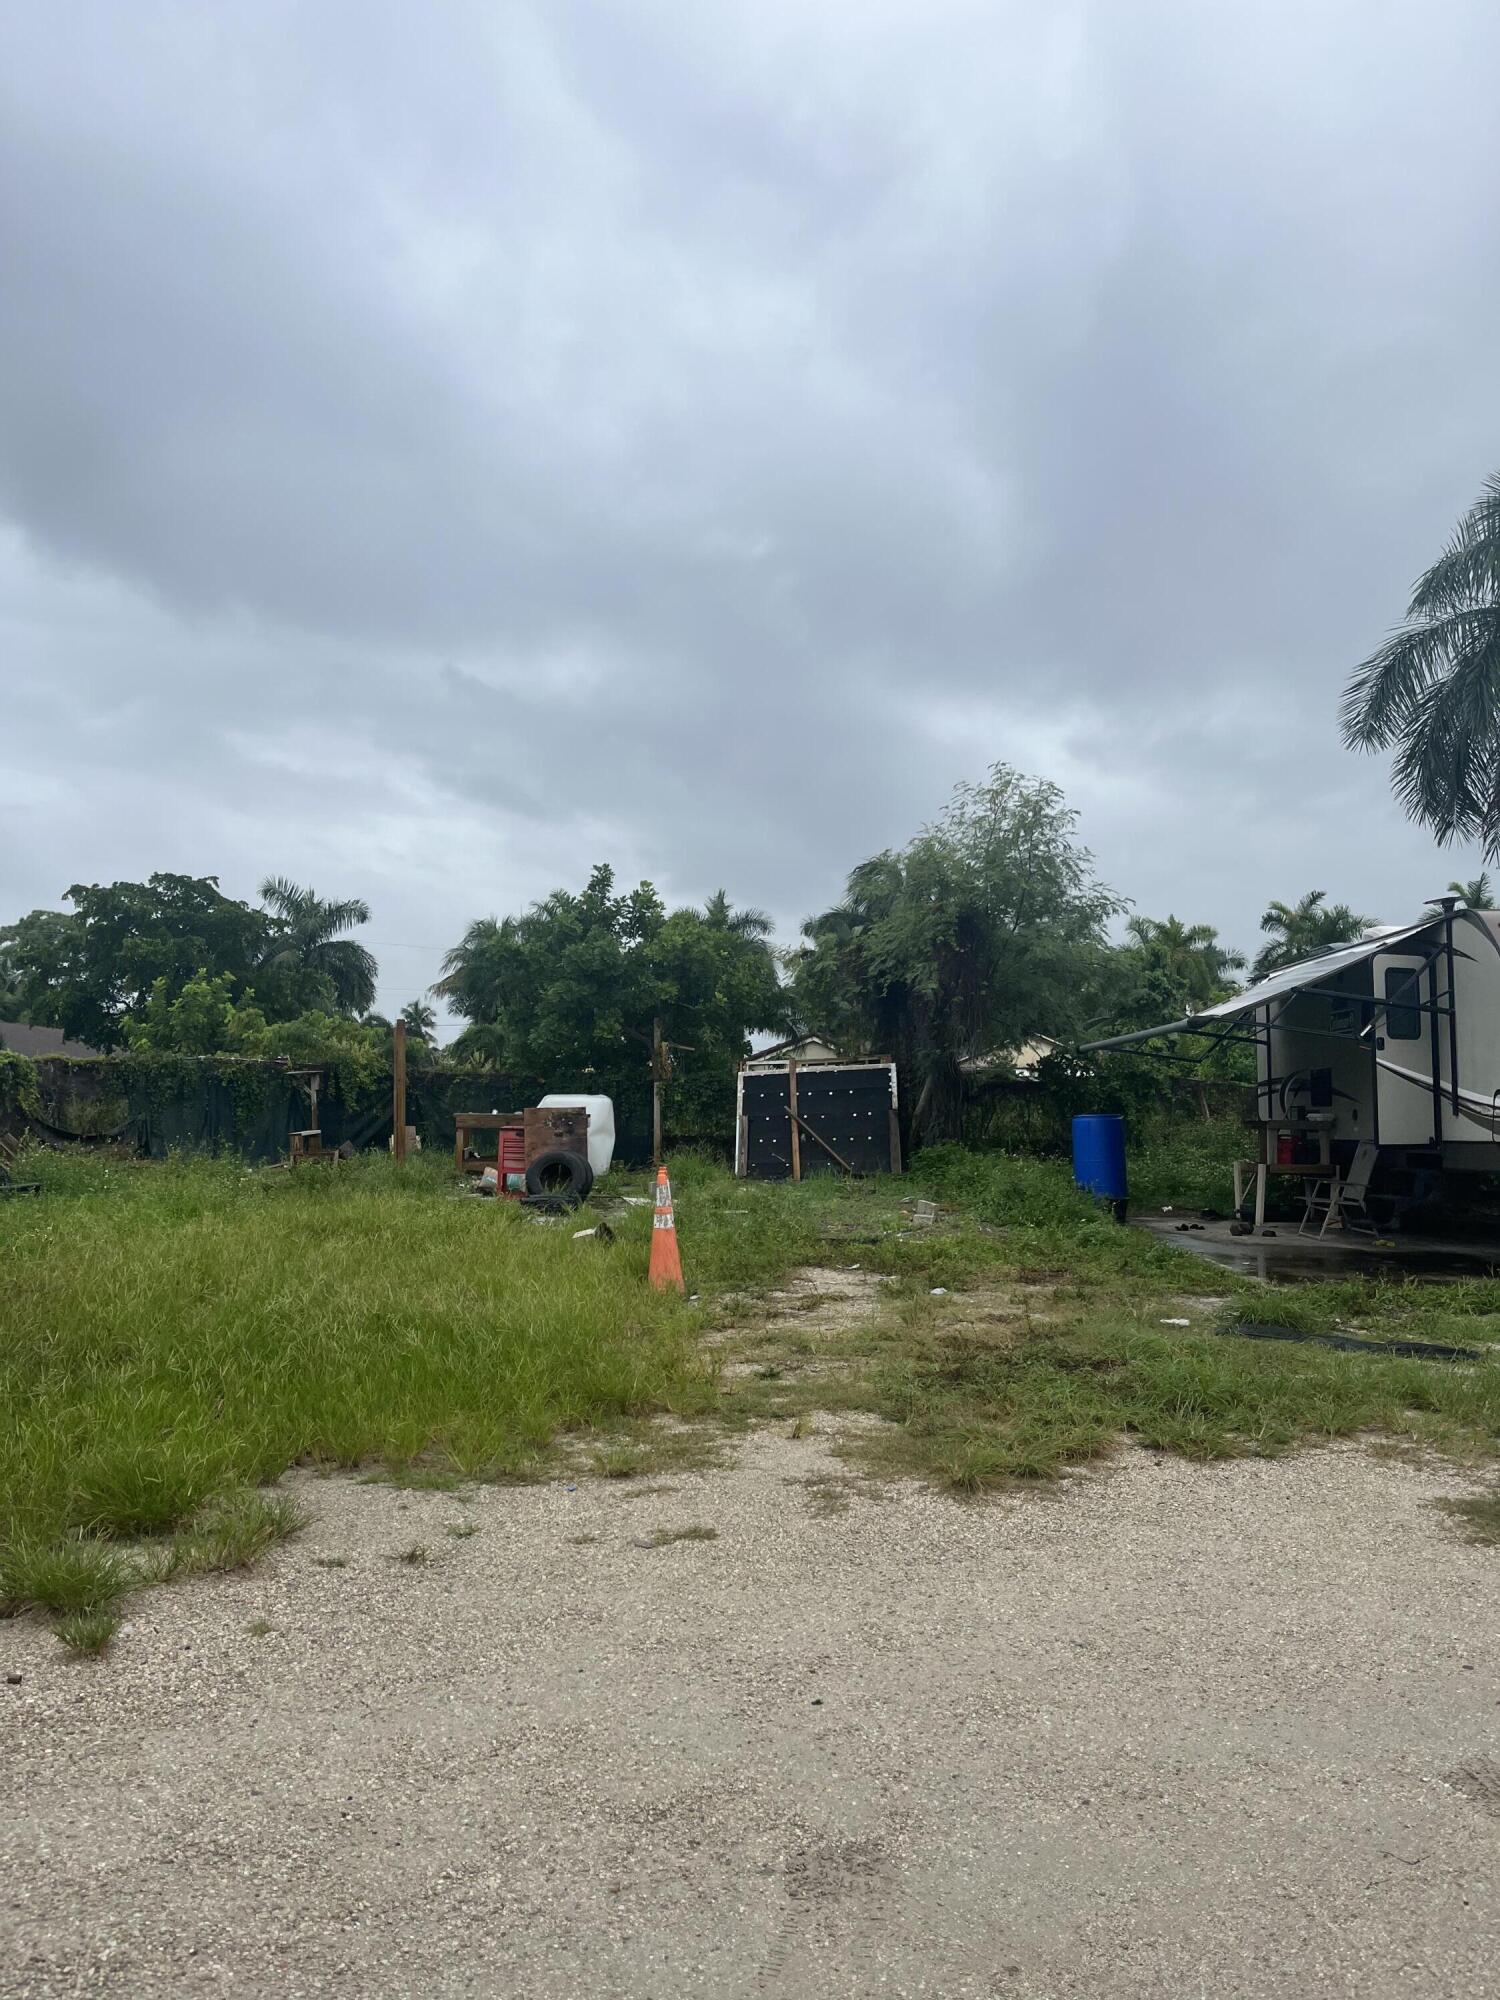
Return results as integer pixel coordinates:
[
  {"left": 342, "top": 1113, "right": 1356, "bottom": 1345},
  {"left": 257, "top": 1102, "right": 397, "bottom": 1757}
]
[{"left": 1133, "top": 1211, "right": 1500, "bottom": 1284}]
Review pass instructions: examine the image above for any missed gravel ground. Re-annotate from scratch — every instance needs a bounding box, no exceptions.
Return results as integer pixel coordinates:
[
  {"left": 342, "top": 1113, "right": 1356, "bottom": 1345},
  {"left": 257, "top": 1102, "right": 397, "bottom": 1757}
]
[{"left": 3, "top": 1435, "right": 1498, "bottom": 1999}]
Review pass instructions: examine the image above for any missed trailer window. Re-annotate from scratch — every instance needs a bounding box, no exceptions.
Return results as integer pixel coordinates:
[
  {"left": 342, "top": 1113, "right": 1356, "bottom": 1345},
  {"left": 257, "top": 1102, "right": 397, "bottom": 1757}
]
[{"left": 1382, "top": 967, "right": 1421, "bottom": 1041}]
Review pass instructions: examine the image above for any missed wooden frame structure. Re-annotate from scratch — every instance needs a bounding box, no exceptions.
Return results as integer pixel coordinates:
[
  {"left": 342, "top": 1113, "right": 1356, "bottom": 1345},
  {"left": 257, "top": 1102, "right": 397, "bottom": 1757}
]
[{"left": 734, "top": 1057, "right": 902, "bottom": 1181}]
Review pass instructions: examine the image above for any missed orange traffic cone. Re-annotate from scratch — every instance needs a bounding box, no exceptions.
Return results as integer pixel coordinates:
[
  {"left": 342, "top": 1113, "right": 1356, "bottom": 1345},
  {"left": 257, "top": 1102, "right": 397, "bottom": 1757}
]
[{"left": 649, "top": 1165, "right": 685, "bottom": 1292}]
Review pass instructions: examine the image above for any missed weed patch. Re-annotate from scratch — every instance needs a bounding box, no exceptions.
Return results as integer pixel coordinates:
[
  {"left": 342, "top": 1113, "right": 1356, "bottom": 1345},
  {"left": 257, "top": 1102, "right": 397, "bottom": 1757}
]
[
  {"left": 592, "top": 1444, "right": 652, "bottom": 1480},
  {"left": 161, "top": 1491, "right": 306, "bottom": 1579},
  {"left": 56, "top": 1610, "right": 120, "bottom": 1657},
  {"left": 1, "top": 1537, "right": 128, "bottom": 1617}
]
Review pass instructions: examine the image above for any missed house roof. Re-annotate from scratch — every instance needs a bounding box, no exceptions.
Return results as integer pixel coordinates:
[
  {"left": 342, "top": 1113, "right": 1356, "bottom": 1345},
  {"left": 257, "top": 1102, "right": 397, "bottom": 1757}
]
[
  {"left": 748, "top": 1033, "right": 844, "bottom": 1061},
  {"left": 0, "top": 1019, "right": 102, "bottom": 1060}
]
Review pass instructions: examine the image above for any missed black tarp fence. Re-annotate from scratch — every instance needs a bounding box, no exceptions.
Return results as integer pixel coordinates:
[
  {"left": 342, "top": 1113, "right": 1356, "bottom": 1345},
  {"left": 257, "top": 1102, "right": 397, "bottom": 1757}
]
[{"left": 27, "top": 1056, "right": 657, "bottom": 1167}]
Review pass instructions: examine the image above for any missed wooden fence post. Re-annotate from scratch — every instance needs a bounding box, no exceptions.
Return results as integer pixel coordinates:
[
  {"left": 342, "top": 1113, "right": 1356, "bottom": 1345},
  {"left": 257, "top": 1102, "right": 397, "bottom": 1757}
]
[{"left": 393, "top": 1019, "right": 408, "bottom": 1163}]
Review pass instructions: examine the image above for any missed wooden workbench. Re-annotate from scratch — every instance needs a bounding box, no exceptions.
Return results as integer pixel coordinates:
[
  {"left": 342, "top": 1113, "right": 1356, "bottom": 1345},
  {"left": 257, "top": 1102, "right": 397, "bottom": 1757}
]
[{"left": 453, "top": 1111, "right": 522, "bottom": 1174}]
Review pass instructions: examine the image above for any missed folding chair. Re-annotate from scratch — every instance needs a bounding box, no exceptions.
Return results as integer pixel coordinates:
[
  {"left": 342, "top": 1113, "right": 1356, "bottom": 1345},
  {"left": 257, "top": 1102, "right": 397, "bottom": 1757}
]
[{"left": 1300, "top": 1141, "right": 1379, "bottom": 1238}]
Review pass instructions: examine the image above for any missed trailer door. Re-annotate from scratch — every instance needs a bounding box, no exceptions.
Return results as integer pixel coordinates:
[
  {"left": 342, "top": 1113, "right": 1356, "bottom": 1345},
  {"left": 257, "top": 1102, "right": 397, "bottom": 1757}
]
[{"left": 1372, "top": 951, "right": 1437, "bottom": 1145}]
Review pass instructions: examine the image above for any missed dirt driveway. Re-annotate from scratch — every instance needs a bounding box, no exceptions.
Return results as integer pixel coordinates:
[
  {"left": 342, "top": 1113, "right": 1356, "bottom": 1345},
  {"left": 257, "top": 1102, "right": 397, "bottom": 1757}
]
[{"left": 4, "top": 1434, "right": 1498, "bottom": 1999}]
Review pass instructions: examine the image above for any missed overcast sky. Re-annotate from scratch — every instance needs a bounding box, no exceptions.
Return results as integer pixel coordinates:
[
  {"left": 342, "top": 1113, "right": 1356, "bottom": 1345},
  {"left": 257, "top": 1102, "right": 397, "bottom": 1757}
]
[{"left": 3, "top": 1, "right": 1497, "bottom": 1019}]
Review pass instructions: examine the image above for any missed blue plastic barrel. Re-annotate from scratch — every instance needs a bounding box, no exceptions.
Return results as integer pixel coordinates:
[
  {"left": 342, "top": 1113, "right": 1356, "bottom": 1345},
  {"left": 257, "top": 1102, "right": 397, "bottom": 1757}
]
[{"left": 1072, "top": 1113, "right": 1127, "bottom": 1216}]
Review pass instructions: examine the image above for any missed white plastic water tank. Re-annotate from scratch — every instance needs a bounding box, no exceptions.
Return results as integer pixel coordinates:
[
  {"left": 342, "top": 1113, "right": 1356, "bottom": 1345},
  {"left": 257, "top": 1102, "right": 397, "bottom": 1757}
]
[{"left": 536, "top": 1094, "right": 616, "bottom": 1179}]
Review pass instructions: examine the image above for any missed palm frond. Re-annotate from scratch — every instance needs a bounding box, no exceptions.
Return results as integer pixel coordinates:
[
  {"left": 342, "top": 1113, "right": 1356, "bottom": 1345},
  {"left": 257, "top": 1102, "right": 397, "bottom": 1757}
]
[
  {"left": 1342, "top": 608, "right": 1500, "bottom": 750},
  {"left": 259, "top": 875, "right": 302, "bottom": 917},
  {"left": 1406, "top": 474, "right": 1500, "bottom": 617}
]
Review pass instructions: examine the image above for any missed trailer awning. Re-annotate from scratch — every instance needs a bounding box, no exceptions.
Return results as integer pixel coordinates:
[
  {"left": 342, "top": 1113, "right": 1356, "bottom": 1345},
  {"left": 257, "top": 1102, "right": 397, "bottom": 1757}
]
[{"left": 1082, "top": 917, "right": 1439, "bottom": 1053}]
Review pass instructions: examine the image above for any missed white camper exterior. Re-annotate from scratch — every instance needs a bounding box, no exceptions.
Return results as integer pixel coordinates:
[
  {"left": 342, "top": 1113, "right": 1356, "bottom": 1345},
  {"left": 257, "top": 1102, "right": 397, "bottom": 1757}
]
[
  {"left": 1088, "top": 903, "right": 1500, "bottom": 1180},
  {"left": 1245, "top": 908, "right": 1500, "bottom": 1166}
]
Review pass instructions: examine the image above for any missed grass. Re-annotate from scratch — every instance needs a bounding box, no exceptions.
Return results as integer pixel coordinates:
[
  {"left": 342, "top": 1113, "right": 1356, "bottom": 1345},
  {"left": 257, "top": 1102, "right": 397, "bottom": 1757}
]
[
  {"left": 592, "top": 1443, "right": 653, "bottom": 1479},
  {"left": 0, "top": 1146, "right": 720, "bottom": 1631},
  {"left": 638, "top": 1524, "right": 718, "bottom": 1547},
  {"left": 1438, "top": 1490, "right": 1500, "bottom": 1545},
  {"left": 56, "top": 1609, "right": 121, "bottom": 1656},
  {"left": 1, "top": 1536, "right": 130, "bottom": 1616},
  {"left": 149, "top": 1492, "right": 307, "bottom": 1580},
  {"left": 710, "top": 1147, "right": 1500, "bottom": 1491},
  {"left": 0, "top": 1490, "right": 304, "bottom": 1642},
  {"left": 6, "top": 1132, "right": 1500, "bottom": 1649},
  {"left": 1128, "top": 1118, "right": 1249, "bottom": 1214}
]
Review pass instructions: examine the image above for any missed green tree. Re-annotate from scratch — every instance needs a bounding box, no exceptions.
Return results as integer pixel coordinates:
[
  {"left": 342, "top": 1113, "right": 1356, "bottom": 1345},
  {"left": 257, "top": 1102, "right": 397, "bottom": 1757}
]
[
  {"left": 1252, "top": 890, "right": 1372, "bottom": 980},
  {"left": 1343, "top": 472, "right": 1500, "bottom": 853},
  {"left": 1448, "top": 872, "right": 1494, "bottom": 909},
  {"left": 1118, "top": 915, "right": 1245, "bottom": 1024},
  {"left": 0, "top": 876, "right": 273, "bottom": 1049},
  {"left": 122, "top": 971, "right": 267, "bottom": 1054},
  {"left": 0, "top": 927, "right": 27, "bottom": 1010},
  {"left": 437, "top": 867, "right": 788, "bottom": 1130},
  {"left": 790, "top": 765, "right": 1124, "bottom": 1145},
  {"left": 236, "top": 1008, "right": 388, "bottom": 1087},
  {"left": 701, "top": 889, "right": 774, "bottom": 940},
  {"left": 257, "top": 878, "right": 377, "bottom": 1016},
  {"left": 400, "top": 999, "right": 438, "bottom": 1040}
]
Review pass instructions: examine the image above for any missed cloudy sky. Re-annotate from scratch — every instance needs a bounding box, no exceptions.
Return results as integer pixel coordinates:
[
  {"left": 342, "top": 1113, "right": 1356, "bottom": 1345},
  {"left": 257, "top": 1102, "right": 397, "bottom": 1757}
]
[{"left": 3, "top": 1, "right": 1497, "bottom": 1018}]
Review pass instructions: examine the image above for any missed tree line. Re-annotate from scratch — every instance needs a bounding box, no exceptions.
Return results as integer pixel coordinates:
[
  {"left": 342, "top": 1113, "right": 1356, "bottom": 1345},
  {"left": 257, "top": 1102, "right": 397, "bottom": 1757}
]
[
  {"left": 5, "top": 472, "right": 1497, "bottom": 1143},
  {"left": 0, "top": 768, "right": 1454, "bottom": 1145}
]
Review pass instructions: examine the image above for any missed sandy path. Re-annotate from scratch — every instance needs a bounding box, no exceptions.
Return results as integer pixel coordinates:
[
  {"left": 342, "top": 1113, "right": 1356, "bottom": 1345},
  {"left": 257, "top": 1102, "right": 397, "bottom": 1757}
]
[{"left": 4, "top": 1435, "right": 1498, "bottom": 1998}]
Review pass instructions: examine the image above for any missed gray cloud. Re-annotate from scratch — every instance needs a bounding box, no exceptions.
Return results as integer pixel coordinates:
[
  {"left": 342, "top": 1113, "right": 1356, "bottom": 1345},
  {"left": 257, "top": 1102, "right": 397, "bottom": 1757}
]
[{"left": 2, "top": 0, "right": 1497, "bottom": 1019}]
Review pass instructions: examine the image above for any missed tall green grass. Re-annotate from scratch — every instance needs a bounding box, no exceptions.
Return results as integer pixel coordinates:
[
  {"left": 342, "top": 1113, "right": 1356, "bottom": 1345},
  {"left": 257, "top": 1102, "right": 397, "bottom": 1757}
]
[
  {"left": 0, "top": 1148, "right": 722, "bottom": 1631},
  {"left": 1128, "top": 1116, "right": 1246, "bottom": 1213},
  {"left": 8, "top": 1136, "right": 1500, "bottom": 1641}
]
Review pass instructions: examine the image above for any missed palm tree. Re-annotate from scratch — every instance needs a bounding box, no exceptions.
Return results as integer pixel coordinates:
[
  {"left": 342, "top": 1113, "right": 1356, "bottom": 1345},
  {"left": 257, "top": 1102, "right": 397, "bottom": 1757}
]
[
  {"left": 400, "top": 998, "right": 437, "bottom": 1040},
  {"left": 258, "top": 878, "right": 377, "bottom": 1016},
  {"left": 1252, "top": 891, "right": 1373, "bottom": 980},
  {"left": 702, "top": 889, "right": 774, "bottom": 940},
  {"left": 1124, "top": 915, "right": 1245, "bottom": 1014},
  {"left": 1448, "top": 873, "right": 1494, "bottom": 909},
  {"left": 1344, "top": 472, "right": 1500, "bottom": 853}
]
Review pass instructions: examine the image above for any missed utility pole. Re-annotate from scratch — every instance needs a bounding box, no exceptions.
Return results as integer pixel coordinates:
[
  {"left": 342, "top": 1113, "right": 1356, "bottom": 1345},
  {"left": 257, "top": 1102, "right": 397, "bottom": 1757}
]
[{"left": 393, "top": 1017, "right": 408, "bottom": 1163}]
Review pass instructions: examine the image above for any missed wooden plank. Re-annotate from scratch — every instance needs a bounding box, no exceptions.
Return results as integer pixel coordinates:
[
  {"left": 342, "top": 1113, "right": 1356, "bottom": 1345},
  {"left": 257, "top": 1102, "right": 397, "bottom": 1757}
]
[
  {"left": 888, "top": 1104, "right": 903, "bottom": 1175},
  {"left": 787, "top": 1058, "right": 801, "bottom": 1182},
  {"left": 791, "top": 1112, "right": 854, "bottom": 1175},
  {"left": 524, "top": 1104, "right": 588, "bottom": 1169}
]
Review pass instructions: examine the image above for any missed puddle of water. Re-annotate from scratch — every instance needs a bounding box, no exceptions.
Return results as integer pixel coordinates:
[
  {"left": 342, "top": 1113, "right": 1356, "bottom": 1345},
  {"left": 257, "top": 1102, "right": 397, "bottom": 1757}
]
[{"left": 1136, "top": 1221, "right": 1500, "bottom": 1285}]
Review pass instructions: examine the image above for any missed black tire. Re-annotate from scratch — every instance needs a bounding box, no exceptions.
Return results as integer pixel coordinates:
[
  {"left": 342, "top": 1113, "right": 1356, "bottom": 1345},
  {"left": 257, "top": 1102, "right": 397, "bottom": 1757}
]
[{"left": 524, "top": 1148, "right": 594, "bottom": 1204}]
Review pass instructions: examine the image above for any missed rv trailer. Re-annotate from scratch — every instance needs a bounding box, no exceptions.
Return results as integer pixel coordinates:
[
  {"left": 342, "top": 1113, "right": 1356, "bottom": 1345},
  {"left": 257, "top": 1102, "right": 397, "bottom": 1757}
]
[{"left": 1085, "top": 901, "right": 1500, "bottom": 1219}]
